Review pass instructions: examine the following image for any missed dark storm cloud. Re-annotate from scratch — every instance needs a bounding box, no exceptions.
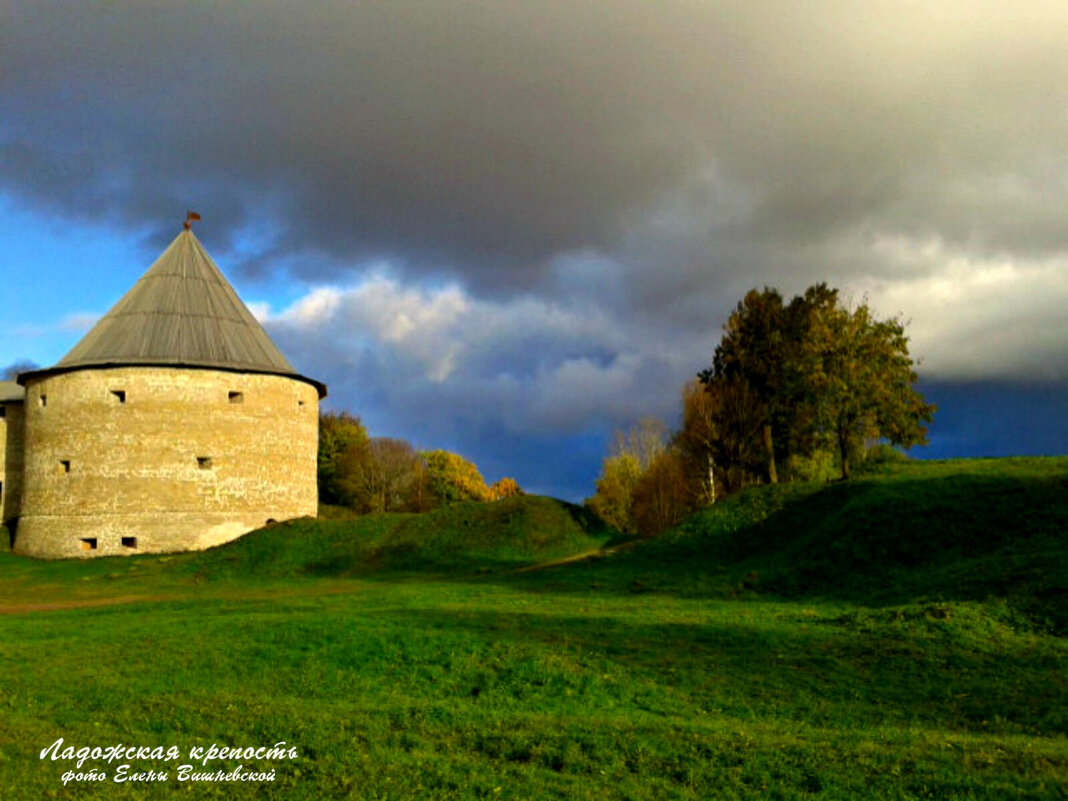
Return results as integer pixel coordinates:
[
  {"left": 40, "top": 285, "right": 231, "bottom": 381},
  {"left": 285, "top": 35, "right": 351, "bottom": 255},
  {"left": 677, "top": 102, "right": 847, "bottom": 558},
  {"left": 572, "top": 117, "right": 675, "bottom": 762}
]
[
  {"left": 2, "top": 1, "right": 720, "bottom": 282},
  {"left": 6, "top": 1, "right": 1065, "bottom": 288}
]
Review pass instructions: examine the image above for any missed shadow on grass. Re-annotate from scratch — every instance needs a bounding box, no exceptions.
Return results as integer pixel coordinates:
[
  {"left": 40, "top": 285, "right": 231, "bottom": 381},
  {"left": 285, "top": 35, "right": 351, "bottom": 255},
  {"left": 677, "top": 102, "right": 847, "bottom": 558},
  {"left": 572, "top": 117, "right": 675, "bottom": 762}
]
[
  {"left": 476, "top": 472, "right": 1068, "bottom": 631},
  {"left": 333, "top": 602, "right": 1065, "bottom": 737}
]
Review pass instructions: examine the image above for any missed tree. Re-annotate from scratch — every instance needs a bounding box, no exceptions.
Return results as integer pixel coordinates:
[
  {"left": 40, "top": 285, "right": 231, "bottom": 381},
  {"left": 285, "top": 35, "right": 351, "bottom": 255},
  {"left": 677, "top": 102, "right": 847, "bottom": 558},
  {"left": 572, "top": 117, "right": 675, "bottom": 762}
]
[
  {"left": 587, "top": 418, "right": 669, "bottom": 534},
  {"left": 631, "top": 448, "right": 693, "bottom": 536},
  {"left": 357, "top": 438, "right": 423, "bottom": 513},
  {"left": 675, "top": 377, "right": 769, "bottom": 501},
  {"left": 318, "top": 411, "right": 370, "bottom": 507},
  {"left": 587, "top": 452, "right": 642, "bottom": 534},
  {"left": 613, "top": 417, "right": 669, "bottom": 471},
  {"left": 675, "top": 381, "right": 719, "bottom": 505},
  {"left": 710, "top": 377, "right": 770, "bottom": 491},
  {"left": 675, "top": 381, "right": 722, "bottom": 505},
  {"left": 318, "top": 414, "right": 439, "bottom": 513},
  {"left": 406, "top": 457, "right": 436, "bottom": 513},
  {"left": 701, "top": 283, "right": 934, "bottom": 483},
  {"left": 798, "top": 300, "right": 935, "bottom": 479},
  {"left": 702, "top": 288, "right": 790, "bottom": 483},
  {"left": 423, "top": 450, "right": 494, "bottom": 504},
  {"left": 489, "top": 477, "right": 523, "bottom": 500}
]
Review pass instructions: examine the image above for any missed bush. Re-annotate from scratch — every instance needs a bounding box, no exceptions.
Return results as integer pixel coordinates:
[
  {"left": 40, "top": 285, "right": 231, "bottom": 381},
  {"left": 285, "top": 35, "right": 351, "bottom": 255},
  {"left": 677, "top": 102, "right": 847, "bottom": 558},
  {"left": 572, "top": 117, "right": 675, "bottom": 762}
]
[
  {"left": 856, "top": 443, "right": 909, "bottom": 475},
  {"left": 783, "top": 450, "right": 837, "bottom": 483}
]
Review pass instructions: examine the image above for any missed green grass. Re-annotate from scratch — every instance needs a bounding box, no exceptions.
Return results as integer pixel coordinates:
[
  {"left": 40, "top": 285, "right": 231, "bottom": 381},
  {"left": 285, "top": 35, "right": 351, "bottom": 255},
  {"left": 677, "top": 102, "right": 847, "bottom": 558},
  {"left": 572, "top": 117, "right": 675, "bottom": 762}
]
[
  {"left": 525, "top": 457, "right": 1068, "bottom": 630},
  {"left": 0, "top": 459, "right": 1066, "bottom": 799},
  {"left": 0, "top": 495, "right": 612, "bottom": 606}
]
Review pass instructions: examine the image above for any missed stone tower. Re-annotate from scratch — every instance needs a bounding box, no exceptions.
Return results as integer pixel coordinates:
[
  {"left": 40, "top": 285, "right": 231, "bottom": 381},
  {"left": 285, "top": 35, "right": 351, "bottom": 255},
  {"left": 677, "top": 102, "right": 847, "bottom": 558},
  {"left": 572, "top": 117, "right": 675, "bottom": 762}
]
[{"left": 11, "top": 226, "right": 326, "bottom": 558}]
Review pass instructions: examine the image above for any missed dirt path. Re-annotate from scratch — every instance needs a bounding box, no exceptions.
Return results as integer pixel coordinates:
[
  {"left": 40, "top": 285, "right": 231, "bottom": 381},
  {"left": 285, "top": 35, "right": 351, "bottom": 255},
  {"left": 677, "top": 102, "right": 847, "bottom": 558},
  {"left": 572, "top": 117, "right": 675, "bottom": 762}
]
[
  {"left": 0, "top": 543, "right": 642, "bottom": 613},
  {"left": 0, "top": 595, "right": 175, "bottom": 615},
  {"left": 0, "top": 582, "right": 367, "bottom": 615},
  {"left": 511, "top": 539, "right": 642, "bottom": 573}
]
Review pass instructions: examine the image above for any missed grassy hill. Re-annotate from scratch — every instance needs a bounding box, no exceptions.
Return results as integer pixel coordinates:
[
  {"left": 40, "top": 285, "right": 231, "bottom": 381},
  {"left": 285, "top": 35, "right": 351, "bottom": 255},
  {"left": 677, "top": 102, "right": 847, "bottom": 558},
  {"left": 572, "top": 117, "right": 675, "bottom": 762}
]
[
  {"left": 524, "top": 457, "right": 1068, "bottom": 629},
  {"left": 0, "top": 458, "right": 1065, "bottom": 799},
  {"left": 0, "top": 495, "right": 612, "bottom": 606},
  {"left": 3, "top": 457, "right": 1064, "bottom": 617},
  {"left": 189, "top": 494, "right": 613, "bottom": 579}
]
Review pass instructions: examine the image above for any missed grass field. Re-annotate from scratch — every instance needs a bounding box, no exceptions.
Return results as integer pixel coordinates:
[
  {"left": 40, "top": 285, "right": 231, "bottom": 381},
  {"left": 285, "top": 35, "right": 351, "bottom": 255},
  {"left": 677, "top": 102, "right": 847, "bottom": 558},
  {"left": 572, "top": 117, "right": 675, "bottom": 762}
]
[{"left": 1, "top": 458, "right": 1066, "bottom": 799}]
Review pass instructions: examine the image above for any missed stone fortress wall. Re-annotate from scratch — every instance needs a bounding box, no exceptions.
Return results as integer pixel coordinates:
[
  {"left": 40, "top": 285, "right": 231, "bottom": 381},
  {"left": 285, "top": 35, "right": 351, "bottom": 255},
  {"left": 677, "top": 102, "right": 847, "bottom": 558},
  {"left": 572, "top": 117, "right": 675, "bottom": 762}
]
[
  {"left": 1, "top": 393, "right": 25, "bottom": 533},
  {"left": 14, "top": 366, "right": 319, "bottom": 558}
]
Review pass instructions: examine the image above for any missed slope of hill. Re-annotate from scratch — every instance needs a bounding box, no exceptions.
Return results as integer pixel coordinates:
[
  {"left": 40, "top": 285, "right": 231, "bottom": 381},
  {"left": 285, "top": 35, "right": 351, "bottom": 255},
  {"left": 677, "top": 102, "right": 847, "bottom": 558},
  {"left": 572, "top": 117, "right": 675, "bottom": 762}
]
[
  {"left": 0, "top": 458, "right": 1065, "bottom": 799},
  {"left": 2, "top": 457, "right": 1064, "bottom": 630},
  {"left": 187, "top": 494, "right": 614, "bottom": 579},
  {"left": 541, "top": 457, "right": 1068, "bottom": 630}
]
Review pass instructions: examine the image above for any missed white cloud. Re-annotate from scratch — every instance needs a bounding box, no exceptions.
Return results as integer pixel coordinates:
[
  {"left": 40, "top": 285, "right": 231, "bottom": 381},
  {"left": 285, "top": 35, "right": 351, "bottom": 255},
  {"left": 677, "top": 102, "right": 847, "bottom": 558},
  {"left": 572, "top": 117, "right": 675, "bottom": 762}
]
[
  {"left": 16, "top": 311, "right": 101, "bottom": 338},
  {"left": 245, "top": 301, "right": 271, "bottom": 323},
  {"left": 266, "top": 274, "right": 686, "bottom": 442},
  {"left": 864, "top": 238, "right": 1068, "bottom": 380},
  {"left": 275, "top": 287, "right": 343, "bottom": 328},
  {"left": 58, "top": 311, "right": 100, "bottom": 333}
]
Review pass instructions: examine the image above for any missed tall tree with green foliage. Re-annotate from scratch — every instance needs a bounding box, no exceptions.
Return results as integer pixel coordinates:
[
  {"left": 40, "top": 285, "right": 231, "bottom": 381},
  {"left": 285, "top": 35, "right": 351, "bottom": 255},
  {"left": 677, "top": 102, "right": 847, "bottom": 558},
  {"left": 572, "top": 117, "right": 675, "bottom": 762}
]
[
  {"left": 701, "top": 288, "right": 791, "bottom": 484},
  {"left": 700, "top": 283, "right": 934, "bottom": 484},
  {"left": 318, "top": 411, "right": 370, "bottom": 507},
  {"left": 675, "top": 378, "right": 767, "bottom": 502},
  {"left": 798, "top": 300, "right": 935, "bottom": 479}
]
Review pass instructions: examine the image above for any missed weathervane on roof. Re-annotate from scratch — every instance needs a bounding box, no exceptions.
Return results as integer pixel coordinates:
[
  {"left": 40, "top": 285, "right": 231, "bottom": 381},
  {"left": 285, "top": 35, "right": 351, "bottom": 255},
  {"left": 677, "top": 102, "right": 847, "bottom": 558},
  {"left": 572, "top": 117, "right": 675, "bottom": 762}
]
[{"left": 184, "top": 210, "right": 202, "bottom": 230}]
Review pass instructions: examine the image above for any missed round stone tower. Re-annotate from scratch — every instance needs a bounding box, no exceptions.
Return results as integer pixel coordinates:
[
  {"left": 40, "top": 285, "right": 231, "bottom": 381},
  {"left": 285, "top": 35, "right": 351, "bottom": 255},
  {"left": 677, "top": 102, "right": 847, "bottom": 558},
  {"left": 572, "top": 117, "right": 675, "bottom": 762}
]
[{"left": 14, "top": 225, "right": 326, "bottom": 558}]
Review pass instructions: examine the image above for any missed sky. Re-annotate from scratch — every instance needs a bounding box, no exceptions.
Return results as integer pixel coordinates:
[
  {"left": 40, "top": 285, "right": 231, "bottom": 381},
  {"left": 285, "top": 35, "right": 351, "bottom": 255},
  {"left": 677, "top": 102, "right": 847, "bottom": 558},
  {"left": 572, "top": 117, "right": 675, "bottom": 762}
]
[{"left": 1, "top": 1, "right": 1066, "bottom": 500}]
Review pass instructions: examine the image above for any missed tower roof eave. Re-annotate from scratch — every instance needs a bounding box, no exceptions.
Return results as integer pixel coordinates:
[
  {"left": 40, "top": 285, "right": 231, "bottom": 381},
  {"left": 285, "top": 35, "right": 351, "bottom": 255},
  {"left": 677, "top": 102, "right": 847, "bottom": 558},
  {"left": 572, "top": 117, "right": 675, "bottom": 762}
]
[{"left": 16, "top": 362, "right": 328, "bottom": 399}]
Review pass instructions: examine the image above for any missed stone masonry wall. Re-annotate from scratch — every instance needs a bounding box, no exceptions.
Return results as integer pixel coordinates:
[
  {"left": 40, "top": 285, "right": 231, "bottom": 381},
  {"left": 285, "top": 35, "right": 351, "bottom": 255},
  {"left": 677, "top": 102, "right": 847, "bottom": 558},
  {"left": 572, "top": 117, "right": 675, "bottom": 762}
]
[
  {"left": 15, "top": 366, "right": 319, "bottom": 558},
  {"left": 1, "top": 400, "right": 25, "bottom": 526}
]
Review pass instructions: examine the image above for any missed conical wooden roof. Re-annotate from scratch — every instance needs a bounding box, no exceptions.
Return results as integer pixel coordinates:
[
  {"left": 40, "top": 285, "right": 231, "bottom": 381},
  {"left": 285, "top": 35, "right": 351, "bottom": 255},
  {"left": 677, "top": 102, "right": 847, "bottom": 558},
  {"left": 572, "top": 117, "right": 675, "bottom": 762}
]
[
  {"left": 0, "top": 381, "right": 25, "bottom": 402},
  {"left": 28, "top": 228, "right": 325, "bottom": 396}
]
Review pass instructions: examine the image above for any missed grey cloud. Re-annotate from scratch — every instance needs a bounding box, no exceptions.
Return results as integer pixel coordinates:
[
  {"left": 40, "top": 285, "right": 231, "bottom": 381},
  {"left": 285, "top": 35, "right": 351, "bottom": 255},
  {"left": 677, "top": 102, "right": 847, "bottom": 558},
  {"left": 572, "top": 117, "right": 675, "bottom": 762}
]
[
  {"left": 2, "top": 1, "right": 716, "bottom": 282},
  {"left": 7, "top": 1, "right": 1065, "bottom": 286},
  {"left": 263, "top": 277, "right": 693, "bottom": 495}
]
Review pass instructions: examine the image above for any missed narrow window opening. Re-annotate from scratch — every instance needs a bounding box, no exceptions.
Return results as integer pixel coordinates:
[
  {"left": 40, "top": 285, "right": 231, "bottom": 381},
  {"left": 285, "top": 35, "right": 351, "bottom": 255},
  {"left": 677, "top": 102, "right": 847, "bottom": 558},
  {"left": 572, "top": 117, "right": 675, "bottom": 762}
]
[
  {"left": 298, "top": 400, "right": 305, "bottom": 407},
  {"left": 59, "top": 460, "right": 71, "bottom": 474},
  {"left": 0, "top": 405, "right": 6, "bottom": 418},
  {"left": 121, "top": 536, "right": 137, "bottom": 549},
  {"left": 228, "top": 391, "right": 244, "bottom": 404},
  {"left": 110, "top": 389, "right": 126, "bottom": 404},
  {"left": 197, "top": 456, "right": 213, "bottom": 470},
  {"left": 80, "top": 537, "right": 97, "bottom": 551},
  {"left": 39, "top": 394, "right": 47, "bottom": 407}
]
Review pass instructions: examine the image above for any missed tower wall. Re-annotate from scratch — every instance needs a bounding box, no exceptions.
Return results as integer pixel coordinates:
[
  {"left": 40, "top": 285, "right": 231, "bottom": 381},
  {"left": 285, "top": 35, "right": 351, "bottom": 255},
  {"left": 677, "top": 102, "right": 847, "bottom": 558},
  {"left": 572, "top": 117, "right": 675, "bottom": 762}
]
[
  {"left": 14, "top": 366, "right": 319, "bottom": 558},
  {"left": 1, "top": 400, "right": 25, "bottom": 529}
]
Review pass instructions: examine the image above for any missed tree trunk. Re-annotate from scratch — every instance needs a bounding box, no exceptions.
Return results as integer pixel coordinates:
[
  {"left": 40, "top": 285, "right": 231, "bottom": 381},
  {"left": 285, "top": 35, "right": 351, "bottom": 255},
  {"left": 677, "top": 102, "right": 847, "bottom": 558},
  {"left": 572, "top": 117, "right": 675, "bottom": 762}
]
[
  {"left": 707, "top": 453, "right": 716, "bottom": 505},
  {"left": 838, "top": 429, "right": 851, "bottom": 480},
  {"left": 762, "top": 423, "right": 778, "bottom": 484}
]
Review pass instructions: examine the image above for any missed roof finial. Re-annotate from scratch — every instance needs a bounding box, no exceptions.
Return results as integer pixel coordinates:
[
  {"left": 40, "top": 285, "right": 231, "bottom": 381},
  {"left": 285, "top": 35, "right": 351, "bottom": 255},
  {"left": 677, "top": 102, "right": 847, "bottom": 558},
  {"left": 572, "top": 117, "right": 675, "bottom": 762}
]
[{"left": 184, "top": 210, "right": 202, "bottom": 230}]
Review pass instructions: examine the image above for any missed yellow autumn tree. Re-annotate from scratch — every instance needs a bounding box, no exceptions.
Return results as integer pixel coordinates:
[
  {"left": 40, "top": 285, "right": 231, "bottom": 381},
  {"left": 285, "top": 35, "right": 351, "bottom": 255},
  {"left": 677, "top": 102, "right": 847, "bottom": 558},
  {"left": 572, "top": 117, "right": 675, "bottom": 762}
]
[
  {"left": 587, "top": 452, "right": 642, "bottom": 534},
  {"left": 423, "top": 450, "right": 494, "bottom": 504},
  {"left": 489, "top": 477, "right": 523, "bottom": 500}
]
